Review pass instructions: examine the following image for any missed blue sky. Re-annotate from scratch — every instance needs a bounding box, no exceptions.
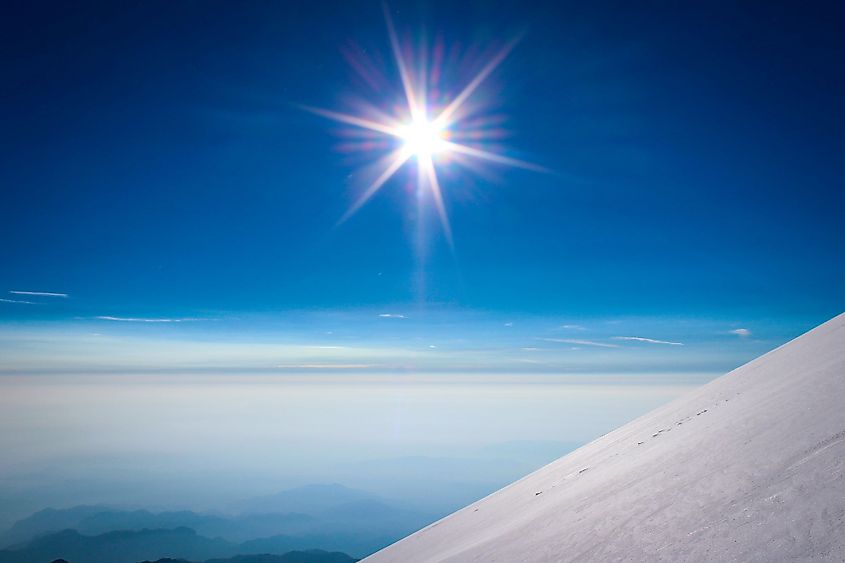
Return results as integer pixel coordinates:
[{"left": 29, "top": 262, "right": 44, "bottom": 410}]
[
  {"left": 1, "top": 0, "right": 843, "bottom": 372},
  {"left": 1, "top": 0, "right": 845, "bottom": 535}
]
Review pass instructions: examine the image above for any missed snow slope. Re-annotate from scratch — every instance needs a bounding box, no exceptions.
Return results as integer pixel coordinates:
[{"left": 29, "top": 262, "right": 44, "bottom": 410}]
[{"left": 365, "top": 313, "right": 845, "bottom": 562}]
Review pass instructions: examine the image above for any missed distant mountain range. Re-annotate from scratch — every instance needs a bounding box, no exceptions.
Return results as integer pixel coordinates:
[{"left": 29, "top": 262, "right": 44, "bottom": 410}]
[
  {"left": 0, "top": 484, "right": 433, "bottom": 561},
  {"left": 143, "top": 553, "right": 356, "bottom": 563},
  {"left": 0, "top": 528, "right": 359, "bottom": 563},
  {"left": 229, "top": 484, "right": 377, "bottom": 515}
]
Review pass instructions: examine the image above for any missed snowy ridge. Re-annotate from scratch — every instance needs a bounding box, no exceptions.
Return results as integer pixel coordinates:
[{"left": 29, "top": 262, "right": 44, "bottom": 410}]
[{"left": 365, "top": 313, "right": 845, "bottom": 562}]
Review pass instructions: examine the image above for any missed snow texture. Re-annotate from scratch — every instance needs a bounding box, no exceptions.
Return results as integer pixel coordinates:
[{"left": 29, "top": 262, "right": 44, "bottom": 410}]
[{"left": 365, "top": 313, "right": 845, "bottom": 562}]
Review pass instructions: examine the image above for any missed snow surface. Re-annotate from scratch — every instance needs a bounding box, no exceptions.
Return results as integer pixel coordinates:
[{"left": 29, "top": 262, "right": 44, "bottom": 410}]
[{"left": 365, "top": 313, "right": 845, "bottom": 562}]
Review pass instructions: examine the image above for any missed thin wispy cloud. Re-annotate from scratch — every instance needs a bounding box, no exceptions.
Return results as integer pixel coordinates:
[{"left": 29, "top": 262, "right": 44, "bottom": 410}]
[
  {"left": 0, "top": 298, "right": 40, "bottom": 305},
  {"left": 612, "top": 336, "right": 684, "bottom": 346},
  {"left": 94, "top": 316, "right": 207, "bottom": 323},
  {"left": 540, "top": 338, "right": 619, "bottom": 348},
  {"left": 378, "top": 313, "right": 407, "bottom": 319},
  {"left": 275, "top": 364, "right": 374, "bottom": 369},
  {"left": 10, "top": 290, "right": 68, "bottom": 298},
  {"left": 729, "top": 328, "right": 751, "bottom": 337},
  {"left": 560, "top": 324, "right": 586, "bottom": 331}
]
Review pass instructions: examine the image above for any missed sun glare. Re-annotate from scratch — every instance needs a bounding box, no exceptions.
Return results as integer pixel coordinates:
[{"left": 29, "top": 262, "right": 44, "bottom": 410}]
[
  {"left": 306, "top": 8, "right": 545, "bottom": 245},
  {"left": 400, "top": 118, "right": 446, "bottom": 158}
]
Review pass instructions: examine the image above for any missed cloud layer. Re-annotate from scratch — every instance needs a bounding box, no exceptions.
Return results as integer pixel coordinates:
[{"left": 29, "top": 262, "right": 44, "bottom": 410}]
[
  {"left": 729, "top": 328, "right": 751, "bottom": 337},
  {"left": 10, "top": 290, "right": 68, "bottom": 298},
  {"left": 0, "top": 298, "right": 39, "bottom": 305},
  {"left": 94, "top": 316, "right": 207, "bottom": 323},
  {"left": 612, "top": 336, "right": 684, "bottom": 346},
  {"left": 541, "top": 338, "right": 619, "bottom": 348}
]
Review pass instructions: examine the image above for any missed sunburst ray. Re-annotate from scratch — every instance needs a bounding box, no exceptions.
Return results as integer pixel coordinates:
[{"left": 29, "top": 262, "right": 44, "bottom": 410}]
[{"left": 308, "top": 8, "right": 546, "bottom": 241}]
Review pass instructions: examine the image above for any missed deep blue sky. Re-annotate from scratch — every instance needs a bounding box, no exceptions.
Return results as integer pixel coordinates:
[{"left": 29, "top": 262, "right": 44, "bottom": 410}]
[
  {"left": 2, "top": 0, "right": 843, "bottom": 324},
  {"left": 4, "top": 2, "right": 845, "bottom": 535}
]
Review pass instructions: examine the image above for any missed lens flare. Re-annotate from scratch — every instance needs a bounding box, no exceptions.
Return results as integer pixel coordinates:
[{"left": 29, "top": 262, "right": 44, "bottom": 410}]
[
  {"left": 400, "top": 117, "right": 446, "bottom": 158},
  {"left": 306, "top": 7, "right": 545, "bottom": 245}
]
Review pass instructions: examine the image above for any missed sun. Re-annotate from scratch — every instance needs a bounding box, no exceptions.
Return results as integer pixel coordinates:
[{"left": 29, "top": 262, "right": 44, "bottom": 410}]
[
  {"left": 399, "top": 117, "right": 447, "bottom": 159},
  {"left": 304, "top": 7, "right": 544, "bottom": 245}
]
